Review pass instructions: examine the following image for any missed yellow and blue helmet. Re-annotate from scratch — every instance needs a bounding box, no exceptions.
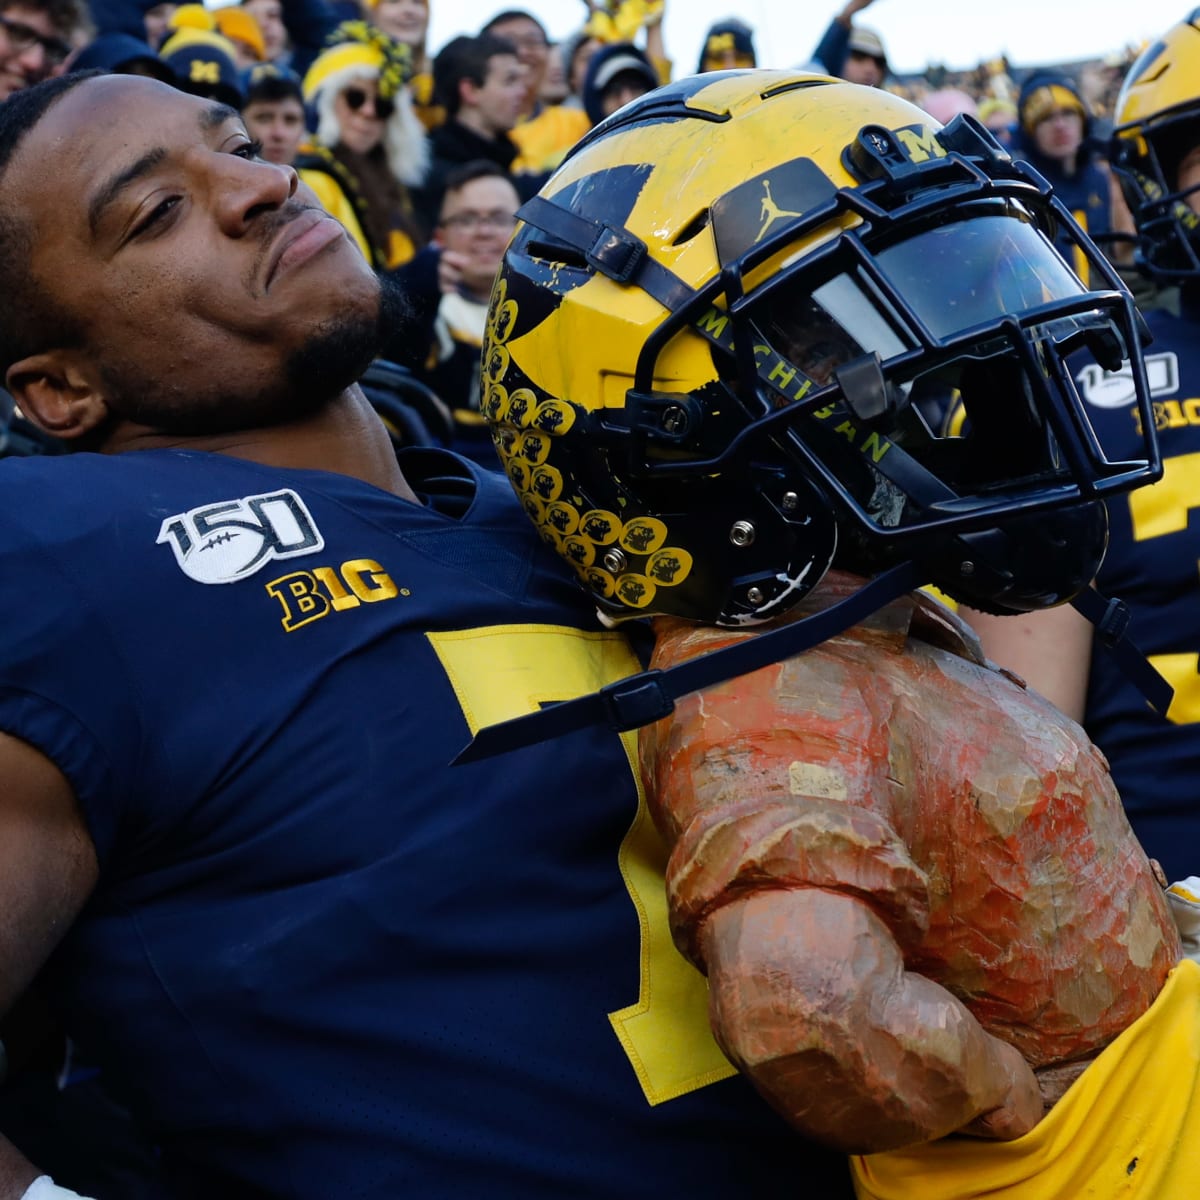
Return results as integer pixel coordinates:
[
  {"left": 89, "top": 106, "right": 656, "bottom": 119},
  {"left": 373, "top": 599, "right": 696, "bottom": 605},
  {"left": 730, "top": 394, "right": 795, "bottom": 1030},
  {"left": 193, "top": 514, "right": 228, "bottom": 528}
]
[
  {"left": 1111, "top": 12, "right": 1200, "bottom": 282},
  {"left": 484, "top": 71, "right": 1159, "bottom": 624}
]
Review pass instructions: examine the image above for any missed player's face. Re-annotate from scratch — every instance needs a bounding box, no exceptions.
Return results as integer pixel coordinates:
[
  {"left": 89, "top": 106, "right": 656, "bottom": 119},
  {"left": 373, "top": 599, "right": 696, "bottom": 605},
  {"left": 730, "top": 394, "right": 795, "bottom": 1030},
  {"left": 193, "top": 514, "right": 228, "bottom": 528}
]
[{"left": 12, "top": 75, "right": 382, "bottom": 435}]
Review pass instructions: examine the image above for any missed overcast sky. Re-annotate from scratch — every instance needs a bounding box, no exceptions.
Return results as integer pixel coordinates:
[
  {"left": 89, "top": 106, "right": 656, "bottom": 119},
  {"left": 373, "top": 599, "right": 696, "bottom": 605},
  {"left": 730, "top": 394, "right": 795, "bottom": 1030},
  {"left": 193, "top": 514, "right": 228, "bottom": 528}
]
[{"left": 427, "top": 1, "right": 1191, "bottom": 78}]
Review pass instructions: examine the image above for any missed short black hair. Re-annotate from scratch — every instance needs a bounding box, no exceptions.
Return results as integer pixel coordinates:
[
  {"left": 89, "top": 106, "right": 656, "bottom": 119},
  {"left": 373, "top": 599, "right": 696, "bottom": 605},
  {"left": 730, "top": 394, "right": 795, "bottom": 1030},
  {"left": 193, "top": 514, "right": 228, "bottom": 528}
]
[
  {"left": 0, "top": 72, "right": 95, "bottom": 375},
  {"left": 441, "top": 158, "right": 516, "bottom": 200},
  {"left": 243, "top": 69, "right": 304, "bottom": 109},
  {"left": 432, "top": 33, "right": 518, "bottom": 117}
]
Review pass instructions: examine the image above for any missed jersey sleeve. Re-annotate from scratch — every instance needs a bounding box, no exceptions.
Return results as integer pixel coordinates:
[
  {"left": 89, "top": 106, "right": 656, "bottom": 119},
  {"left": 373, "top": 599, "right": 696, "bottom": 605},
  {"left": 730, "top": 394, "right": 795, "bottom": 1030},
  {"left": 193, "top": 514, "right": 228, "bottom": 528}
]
[{"left": 0, "top": 509, "right": 144, "bottom": 867}]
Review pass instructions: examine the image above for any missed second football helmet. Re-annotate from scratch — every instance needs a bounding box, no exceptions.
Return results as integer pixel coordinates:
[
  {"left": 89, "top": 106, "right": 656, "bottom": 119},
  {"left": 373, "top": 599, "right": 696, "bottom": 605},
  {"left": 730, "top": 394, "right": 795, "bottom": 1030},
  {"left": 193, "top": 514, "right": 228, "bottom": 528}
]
[
  {"left": 483, "top": 71, "right": 1158, "bottom": 624},
  {"left": 1111, "top": 13, "right": 1200, "bottom": 282}
]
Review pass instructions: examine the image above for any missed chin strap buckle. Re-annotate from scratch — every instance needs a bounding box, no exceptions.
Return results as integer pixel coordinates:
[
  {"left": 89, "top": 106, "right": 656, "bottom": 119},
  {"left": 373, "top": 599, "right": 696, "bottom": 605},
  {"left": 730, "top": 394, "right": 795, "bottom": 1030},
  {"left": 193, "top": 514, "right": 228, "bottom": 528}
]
[{"left": 1070, "top": 586, "right": 1173, "bottom": 714}]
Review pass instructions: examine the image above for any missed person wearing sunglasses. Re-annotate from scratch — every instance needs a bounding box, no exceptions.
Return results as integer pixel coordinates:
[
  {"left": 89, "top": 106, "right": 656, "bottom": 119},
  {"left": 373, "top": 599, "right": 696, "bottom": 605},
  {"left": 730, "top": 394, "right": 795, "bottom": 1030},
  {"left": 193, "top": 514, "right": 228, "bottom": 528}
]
[
  {"left": 0, "top": 0, "right": 89, "bottom": 101},
  {"left": 297, "top": 21, "right": 429, "bottom": 270}
]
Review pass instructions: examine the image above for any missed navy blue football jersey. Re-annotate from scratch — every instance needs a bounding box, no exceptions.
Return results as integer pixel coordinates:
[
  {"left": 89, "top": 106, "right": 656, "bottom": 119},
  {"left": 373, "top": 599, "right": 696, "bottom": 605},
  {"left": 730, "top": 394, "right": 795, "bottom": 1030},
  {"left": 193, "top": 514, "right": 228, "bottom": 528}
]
[
  {"left": 1073, "top": 298, "right": 1200, "bottom": 878},
  {"left": 0, "top": 448, "right": 851, "bottom": 1198}
]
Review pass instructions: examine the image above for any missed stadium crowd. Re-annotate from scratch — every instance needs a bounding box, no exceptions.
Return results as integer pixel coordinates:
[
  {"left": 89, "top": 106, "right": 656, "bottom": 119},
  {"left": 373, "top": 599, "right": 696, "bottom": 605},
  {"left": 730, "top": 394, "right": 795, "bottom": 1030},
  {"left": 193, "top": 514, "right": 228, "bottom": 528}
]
[{"left": 0, "top": 0, "right": 1157, "bottom": 451}]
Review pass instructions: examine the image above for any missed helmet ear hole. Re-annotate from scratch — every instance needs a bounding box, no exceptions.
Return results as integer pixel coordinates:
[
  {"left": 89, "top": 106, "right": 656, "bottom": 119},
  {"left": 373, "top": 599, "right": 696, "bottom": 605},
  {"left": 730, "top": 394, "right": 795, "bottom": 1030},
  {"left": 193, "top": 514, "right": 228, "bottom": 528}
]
[
  {"left": 920, "top": 506, "right": 1109, "bottom": 615},
  {"left": 672, "top": 209, "right": 711, "bottom": 245}
]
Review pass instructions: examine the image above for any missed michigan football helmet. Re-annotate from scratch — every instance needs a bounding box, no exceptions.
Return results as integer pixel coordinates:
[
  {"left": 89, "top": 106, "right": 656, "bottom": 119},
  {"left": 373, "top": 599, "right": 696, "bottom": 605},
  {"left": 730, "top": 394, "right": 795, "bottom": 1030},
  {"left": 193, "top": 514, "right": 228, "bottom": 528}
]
[
  {"left": 1111, "top": 14, "right": 1200, "bottom": 283},
  {"left": 483, "top": 71, "right": 1158, "bottom": 625}
]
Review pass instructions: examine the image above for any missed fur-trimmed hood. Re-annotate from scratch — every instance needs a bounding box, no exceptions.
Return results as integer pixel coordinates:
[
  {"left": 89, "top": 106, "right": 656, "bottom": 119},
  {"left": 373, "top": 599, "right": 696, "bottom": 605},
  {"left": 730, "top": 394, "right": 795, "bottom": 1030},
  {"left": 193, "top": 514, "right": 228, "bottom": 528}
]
[
  {"left": 309, "top": 61, "right": 429, "bottom": 187},
  {"left": 302, "top": 30, "right": 429, "bottom": 187}
]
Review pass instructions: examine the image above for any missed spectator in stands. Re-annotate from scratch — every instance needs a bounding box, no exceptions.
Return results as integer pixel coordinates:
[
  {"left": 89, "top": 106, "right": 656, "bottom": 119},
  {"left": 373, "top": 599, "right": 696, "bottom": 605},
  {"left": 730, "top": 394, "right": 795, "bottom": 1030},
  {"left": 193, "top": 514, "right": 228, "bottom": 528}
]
[
  {"left": 840, "top": 26, "right": 887, "bottom": 86},
  {"left": 696, "top": 17, "right": 754, "bottom": 71},
  {"left": 360, "top": 0, "right": 438, "bottom": 129},
  {"left": 388, "top": 159, "right": 520, "bottom": 465},
  {"left": 140, "top": 0, "right": 174, "bottom": 48},
  {"left": 810, "top": 0, "right": 888, "bottom": 87},
  {"left": 482, "top": 8, "right": 589, "bottom": 174},
  {"left": 920, "top": 86, "right": 977, "bottom": 125},
  {"left": 413, "top": 32, "right": 529, "bottom": 230},
  {"left": 297, "top": 21, "right": 429, "bottom": 270},
  {"left": 241, "top": 0, "right": 287, "bottom": 63},
  {"left": 240, "top": 62, "right": 307, "bottom": 165},
  {"left": 0, "top": 0, "right": 88, "bottom": 100},
  {"left": 581, "top": 40, "right": 657, "bottom": 126},
  {"left": 559, "top": 26, "right": 600, "bottom": 108},
  {"left": 159, "top": 27, "right": 244, "bottom": 108},
  {"left": 582, "top": 0, "right": 669, "bottom": 83},
  {"left": 213, "top": 4, "right": 265, "bottom": 68},
  {"left": 1014, "top": 68, "right": 1132, "bottom": 279},
  {"left": 241, "top": 0, "right": 337, "bottom": 76},
  {"left": 539, "top": 37, "right": 567, "bottom": 105},
  {"left": 960, "top": 13, "right": 1200, "bottom": 881},
  {"left": 978, "top": 95, "right": 1017, "bottom": 148},
  {"left": 365, "top": 0, "right": 425, "bottom": 52}
]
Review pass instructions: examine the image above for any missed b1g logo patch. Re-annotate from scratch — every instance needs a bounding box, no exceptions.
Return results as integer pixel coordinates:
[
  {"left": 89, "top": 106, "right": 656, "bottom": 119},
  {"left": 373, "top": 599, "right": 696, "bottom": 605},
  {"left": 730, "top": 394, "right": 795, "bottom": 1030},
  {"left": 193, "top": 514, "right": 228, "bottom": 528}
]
[{"left": 157, "top": 489, "right": 324, "bottom": 584}]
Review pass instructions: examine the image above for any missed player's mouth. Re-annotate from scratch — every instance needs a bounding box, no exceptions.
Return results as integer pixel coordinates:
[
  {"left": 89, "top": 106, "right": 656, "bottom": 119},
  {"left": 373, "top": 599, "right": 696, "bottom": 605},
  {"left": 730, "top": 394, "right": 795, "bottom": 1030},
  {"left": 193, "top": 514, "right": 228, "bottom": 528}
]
[{"left": 264, "top": 209, "right": 345, "bottom": 291}]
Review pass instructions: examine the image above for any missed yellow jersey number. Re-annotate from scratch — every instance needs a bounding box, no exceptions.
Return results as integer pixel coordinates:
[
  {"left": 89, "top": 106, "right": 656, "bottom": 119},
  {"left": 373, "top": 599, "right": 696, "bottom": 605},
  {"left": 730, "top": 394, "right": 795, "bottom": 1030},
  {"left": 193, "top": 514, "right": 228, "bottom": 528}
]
[
  {"left": 426, "top": 623, "right": 736, "bottom": 1105},
  {"left": 1129, "top": 451, "right": 1200, "bottom": 724}
]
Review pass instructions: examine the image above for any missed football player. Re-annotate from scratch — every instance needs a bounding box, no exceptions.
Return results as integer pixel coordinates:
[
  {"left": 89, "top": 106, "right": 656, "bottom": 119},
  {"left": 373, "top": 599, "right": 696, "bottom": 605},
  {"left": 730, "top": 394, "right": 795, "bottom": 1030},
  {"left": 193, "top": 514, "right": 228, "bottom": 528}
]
[
  {"left": 479, "top": 69, "right": 1200, "bottom": 1196},
  {"left": 0, "top": 72, "right": 855, "bottom": 1198},
  {"left": 965, "top": 14, "right": 1200, "bottom": 885}
]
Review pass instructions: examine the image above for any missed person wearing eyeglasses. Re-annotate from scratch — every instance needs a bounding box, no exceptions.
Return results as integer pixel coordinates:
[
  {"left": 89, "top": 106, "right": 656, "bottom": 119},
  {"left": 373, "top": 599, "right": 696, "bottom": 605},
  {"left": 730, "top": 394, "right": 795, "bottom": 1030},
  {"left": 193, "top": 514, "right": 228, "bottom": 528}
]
[
  {"left": 296, "top": 20, "right": 429, "bottom": 270},
  {"left": 0, "top": 0, "right": 89, "bottom": 101},
  {"left": 386, "top": 159, "right": 520, "bottom": 466}
]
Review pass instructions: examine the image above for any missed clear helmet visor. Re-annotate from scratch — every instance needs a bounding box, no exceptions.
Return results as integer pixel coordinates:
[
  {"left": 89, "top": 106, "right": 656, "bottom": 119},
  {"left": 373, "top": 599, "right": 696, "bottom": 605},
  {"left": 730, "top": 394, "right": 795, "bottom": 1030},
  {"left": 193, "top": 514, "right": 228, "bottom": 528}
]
[{"left": 742, "top": 210, "right": 1139, "bottom": 515}]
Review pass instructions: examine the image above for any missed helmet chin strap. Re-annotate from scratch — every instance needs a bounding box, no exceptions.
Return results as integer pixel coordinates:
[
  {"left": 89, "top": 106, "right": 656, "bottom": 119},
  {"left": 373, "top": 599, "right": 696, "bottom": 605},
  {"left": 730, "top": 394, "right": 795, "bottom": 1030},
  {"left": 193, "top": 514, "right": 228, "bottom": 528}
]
[
  {"left": 1070, "top": 587, "right": 1175, "bottom": 715},
  {"left": 452, "top": 565, "right": 1174, "bottom": 765},
  {"left": 454, "top": 560, "right": 920, "bottom": 764}
]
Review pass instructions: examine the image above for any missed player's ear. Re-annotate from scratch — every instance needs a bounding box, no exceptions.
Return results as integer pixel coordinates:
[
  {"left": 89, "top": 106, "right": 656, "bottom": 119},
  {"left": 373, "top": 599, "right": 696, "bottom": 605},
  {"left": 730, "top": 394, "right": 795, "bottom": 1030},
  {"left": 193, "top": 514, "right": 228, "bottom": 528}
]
[{"left": 6, "top": 352, "right": 111, "bottom": 441}]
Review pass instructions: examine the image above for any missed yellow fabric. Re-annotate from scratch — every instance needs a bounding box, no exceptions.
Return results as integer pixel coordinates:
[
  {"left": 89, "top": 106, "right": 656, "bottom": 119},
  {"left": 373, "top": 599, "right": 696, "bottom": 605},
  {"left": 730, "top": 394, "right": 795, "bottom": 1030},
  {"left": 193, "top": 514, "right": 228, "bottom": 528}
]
[
  {"left": 302, "top": 41, "right": 383, "bottom": 101},
  {"left": 214, "top": 8, "right": 265, "bottom": 60},
  {"left": 158, "top": 27, "right": 234, "bottom": 59},
  {"left": 383, "top": 228, "right": 416, "bottom": 270},
  {"left": 584, "top": 0, "right": 664, "bottom": 43},
  {"left": 297, "top": 168, "right": 372, "bottom": 264},
  {"left": 1021, "top": 84, "right": 1085, "bottom": 133},
  {"left": 510, "top": 105, "right": 592, "bottom": 175},
  {"left": 167, "top": 3, "right": 215, "bottom": 33},
  {"left": 852, "top": 958, "right": 1200, "bottom": 1199}
]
